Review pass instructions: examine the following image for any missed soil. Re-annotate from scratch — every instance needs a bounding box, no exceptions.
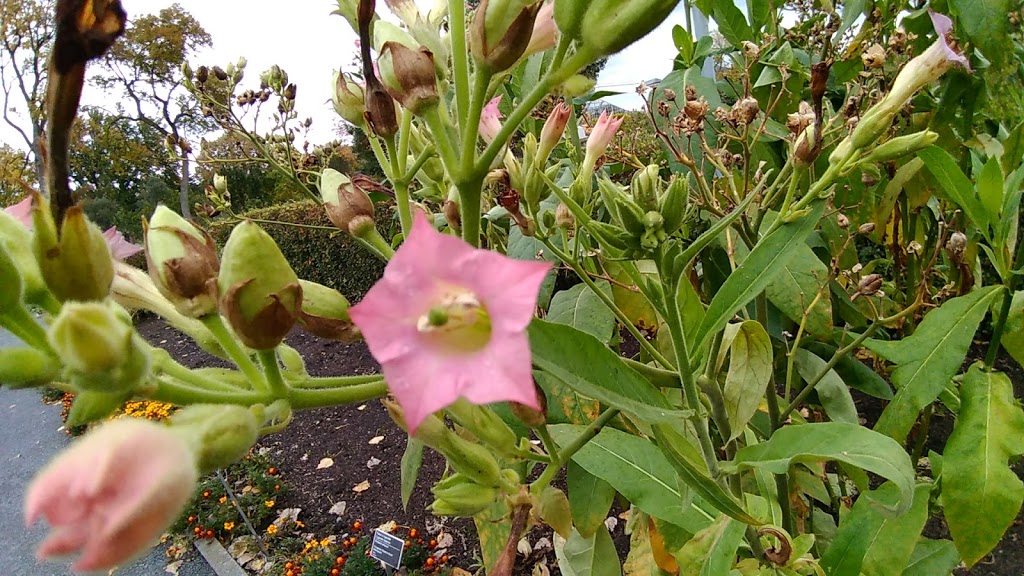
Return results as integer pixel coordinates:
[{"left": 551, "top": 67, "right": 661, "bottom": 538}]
[{"left": 137, "top": 317, "right": 1024, "bottom": 575}]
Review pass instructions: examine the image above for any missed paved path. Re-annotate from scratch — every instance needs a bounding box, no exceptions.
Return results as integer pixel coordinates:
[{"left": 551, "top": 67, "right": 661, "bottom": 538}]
[{"left": 0, "top": 327, "right": 215, "bottom": 576}]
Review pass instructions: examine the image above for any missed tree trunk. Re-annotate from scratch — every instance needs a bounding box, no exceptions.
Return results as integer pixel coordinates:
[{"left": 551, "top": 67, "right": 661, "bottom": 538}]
[{"left": 179, "top": 153, "right": 191, "bottom": 218}]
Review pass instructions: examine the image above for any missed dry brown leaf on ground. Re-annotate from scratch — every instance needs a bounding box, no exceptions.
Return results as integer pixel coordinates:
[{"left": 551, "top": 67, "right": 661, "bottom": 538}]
[
  {"left": 369, "top": 435, "right": 385, "bottom": 445},
  {"left": 318, "top": 457, "right": 335, "bottom": 469},
  {"left": 353, "top": 480, "right": 371, "bottom": 493}
]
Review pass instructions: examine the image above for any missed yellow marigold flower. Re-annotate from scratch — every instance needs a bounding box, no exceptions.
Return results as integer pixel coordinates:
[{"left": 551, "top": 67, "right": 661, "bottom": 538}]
[
  {"left": 266, "top": 524, "right": 278, "bottom": 535},
  {"left": 320, "top": 538, "right": 331, "bottom": 547},
  {"left": 219, "top": 496, "right": 227, "bottom": 504},
  {"left": 265, "top": 500, "right": 275, "bottom": 508},
  {"left": 224, "top": 522, "right": 235, "bottom": 531}
]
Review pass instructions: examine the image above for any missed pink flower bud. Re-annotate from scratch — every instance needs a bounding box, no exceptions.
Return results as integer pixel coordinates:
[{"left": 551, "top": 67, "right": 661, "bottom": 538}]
[
  {"left": 25, "top": 419, "right": 198, "bottom": 573},
  {"left": 537, "top": 100, "right": 571, "bottom": 162},
  {"left": 583, "top": 110, "right": 623, "bottom": 171},
  {"left": 523, "top": 1, "right": 558, "bottom": 58},
  {"left": 479, "top": 95, "right": 504, "bottom": 144}
]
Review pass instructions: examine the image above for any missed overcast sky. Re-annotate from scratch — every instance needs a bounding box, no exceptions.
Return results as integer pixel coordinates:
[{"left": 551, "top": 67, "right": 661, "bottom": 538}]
[{"left": 1, "top": 0, "right": 700, "bottom": 149}]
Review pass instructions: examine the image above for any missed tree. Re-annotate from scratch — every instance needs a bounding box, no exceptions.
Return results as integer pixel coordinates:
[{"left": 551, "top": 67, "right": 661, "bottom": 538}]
[
  {"left": 0, "top": 143, "right": 35, "bottom": 204},
  {"left": 0, "top": 0, "right": 54, "bottom": 191},
  {"left": 95, "top": 3, "right": 213, "bottom": 218}
]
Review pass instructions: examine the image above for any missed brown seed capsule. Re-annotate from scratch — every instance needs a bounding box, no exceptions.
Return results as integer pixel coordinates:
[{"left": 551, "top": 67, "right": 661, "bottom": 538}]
[
  {"left": 662, "top": 88, "right": 676, "bottom": 101},
  {"left": 857, "top": 222, "right": 876, "bottom": 235}
]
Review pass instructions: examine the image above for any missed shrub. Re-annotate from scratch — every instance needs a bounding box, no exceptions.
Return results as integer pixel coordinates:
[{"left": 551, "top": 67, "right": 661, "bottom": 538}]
[{"left": 208, "top": 200, "right": 392, "bottom": 301}]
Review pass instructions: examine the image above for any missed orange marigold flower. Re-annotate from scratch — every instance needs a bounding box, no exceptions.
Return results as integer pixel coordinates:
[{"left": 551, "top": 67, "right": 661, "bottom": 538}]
[
  {"left": 224, "top": 522, "right": 235, "bottom": 531},
  {"left": 267, "top": 524, "right": 278, "bottom": 535}
]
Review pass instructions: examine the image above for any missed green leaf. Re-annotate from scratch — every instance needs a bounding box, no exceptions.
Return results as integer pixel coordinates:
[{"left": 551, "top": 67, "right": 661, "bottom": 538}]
[
  {"left": 918, "top": 146, "right": 991, "bottom": 239},
  {"left": 549, "top": 281, "right": 616, "bottom": 342},
  {"left": 723, "top": 321, "right": 772, "bottom": 440},
  {"left": 726, "top": 423, "right": 915, "bottom": 515},
  {"left": 901, "top": 539, "right": 960, "bottom": 576},
  {"left": 694, "top": 201, "right": 826, "bottom": 353},
  {"left": 674, "top": 514, "right": 746, "bottom": 576},
  {"left": 949, "top": 0, "right": 1014, "bottom": 69},
  {"left": 865, "top": 286, "right": 1002, "bottom": 443},
  {"left": 821, "top": 483, "right": 929, "bottom": 576},
  {"left": 567, "top": 461, "right": 617, "bottom": 538},
  {"left": 978, "top": 155, "right": 1004, "bottom": 222},
  {"left": 942, "top": 364, "right": 1024, "bottom": 568},
  {"left": 765, "top": 244, "right": 833, "bottom": 340},
  {"left": 555, "top": 527, "right": 621, "bottom": 576},
  {"left": 549, "top": 425, "right": 710, "bottom": 532},
  {"left": 752, "top": 65, "right": 784, "bottom": 88},
  {"left": 1000, "top": 291, "right": 1024, "bottom": 368},
  {"left": 654, "top": 424, "right": 763, "bottom": 526},
  {"left": 474, "top": 498, "right": 510, "bottom": 572},
  {"left": 793, "top": 349, "right": 858, "bottom": 424},
  {"left": 1001, "top": 121, "right": 1024, "bottom": 175},
  {"left": 804, "top": 342, "right": 894, "bottom": 400},
  {"left": 747, "top": 0, "right": 772, "bottom": 32},
  {"left": 672, "top": 24, "right": 695, "bottom": 62},
  {"left": 622, "top": 511, "right": 659, "bottom": 576},
  {"left": 530, "top": 320, "right": 693, "bottom": 423},
  {"left": 834, "top": 0, "right": 865, "bottom": 42},
  {"left": 400, "top": 437, "right": 423, "bottom": 511},
  {"left": 712, "top": 0, "right": 753, "bottom": 45},
  {"left": 535, "top": 370, "right": 601, "bottom": 425}
]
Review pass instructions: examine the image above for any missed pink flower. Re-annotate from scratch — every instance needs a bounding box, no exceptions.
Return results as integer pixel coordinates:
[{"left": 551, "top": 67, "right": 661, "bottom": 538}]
[
  {"left": 25, "top": 419, "right": 197, "bottom": 573},
  {"left": 3, "top": 196, "right": 32, "bottom": 228},
  {"left": 928, "top": 10, "right": 970, "bottom": 71},
  {"left": 538, "top": 101, "right": 572, "bottom": 160},
  {"left": 349, "top": 213, "right": 551, "bottom": 433},
  {"left": 523, "top": 1, "right": 557, "bottom": 58},
  {"left": 103, "top": 227, "right": 144, "bottom": 260},
  {"left": 479, "top": 95, "right": 504, "bottom": 144},
  {"left": 583, "top": 111, "right": 623, "bottom": 170}
]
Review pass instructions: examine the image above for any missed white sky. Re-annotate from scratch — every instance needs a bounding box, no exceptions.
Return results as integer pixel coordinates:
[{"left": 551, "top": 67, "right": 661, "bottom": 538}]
[{"left": 1, "top": 0, "right": 699, "bottom": 149}]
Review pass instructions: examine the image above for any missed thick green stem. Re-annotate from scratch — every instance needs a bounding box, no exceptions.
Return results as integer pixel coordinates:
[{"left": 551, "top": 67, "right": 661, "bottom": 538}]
[
  {"left": 288, "top": 380, "right": 389, "bottom": 409},
  {"left": 257, "top": 350, "right": 289, "bottom": 399},
  {"left": 292, "top": 374, "right": 385, "bottom": 389},
  {"left": 461, "top": 70, "right": 493, "bottom": 176},
  {"left": 459, "top": 175, "right": 485, "bottom": 247},
  {"left": 423, "top": 106, "right": 462, "bottom": 181},
  {"left": 151, "top": 376, "right": 270, "bottom": 406},
  {"left": 153, "top": 352, "right": 241, "bottom": 392},
  {"left": 985, "top": 235, "right": 1024, "bottom": 368},
  {"left": 449, "top": 0, "right": 470, "bottom": 124},
  {"left": 355, "top": 230, "right": 396, "bottom": 261},
  {"left": 0, "top": 306, "right": 51, "bottom": 353},
  {"left": 201, "top": 315, "right": 266, "bottom": 391}
]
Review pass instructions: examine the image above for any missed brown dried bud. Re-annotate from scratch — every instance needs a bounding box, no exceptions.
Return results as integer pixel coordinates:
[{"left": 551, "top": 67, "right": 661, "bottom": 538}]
[
  {"left": 857, "top": 222, "right": 876, "bottom": 235},
  {"left": 377, "top": 42, "right": 439, "bottom": 115},
  {"left": 683, "top": 96, "right": 709, "bottom": 120},
  {"left": 861, "top": 44, "right": 886, "bottom": 68},
  {"left": 861, "top": 172, "right": 877, "bottom": 187},
  {"left": 443, "top": 199, "right": 462, "bottom": 231},
  {"left": 662, "top": 88, "right": 676, "bottom": 101},
  {"left": 787, "top": 101, "right": 815, "bottom": 135},
  {"left": 212, "top": 66, "right": 228, "bottom": 81},
  {"left": 657, "top": 100, "right": 671, "bottom": 117},
  {"left": 836, "top": 213, "right": 850, "bottom": 229},
  {"left": 684, "top": 85, "right": 697, "bottom": 101},
  {"left": 733, "top": 97, "right": 760, "bottom": 125},
  {"left": 509, "top": 381, "right": 547, "bottom": 428},
  {"left": 855, "top": 274, "right": 884, "bottom": 298},
  {"left": 320, "top": 169, "right": 375, "bottom": 236},
  {"left": 364, "top": 85, "right": 399, "bottom": 138},
  {"left": 555, "top": 202, "right": 574, "bottom": 228},
  {"left": 282, "top": 83, "right": 297, "bottom": 100},
  {"left": 144, "top": 206, "right": 221, "bottom": 318},
  {"left": 195, "top": 65, "right": 209, "bottom": 84}
]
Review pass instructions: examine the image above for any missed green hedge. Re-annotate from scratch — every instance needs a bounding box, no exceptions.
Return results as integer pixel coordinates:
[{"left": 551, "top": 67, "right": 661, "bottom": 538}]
[{"left": 208, "top": 200, "right": 391, "bottom": 301}]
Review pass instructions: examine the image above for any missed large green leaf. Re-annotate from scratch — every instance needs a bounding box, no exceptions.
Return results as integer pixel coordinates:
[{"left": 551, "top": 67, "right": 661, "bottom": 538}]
[
  {"left": 529, "top": 320, "right": 692, "bottom": 423},
  {"left": 474, "top": 498, "right": 510, "bottom": 572},
  {"left": 549, "top": 281, "right": 616, "bottom": 342},
  {"left": 918, "top": 146, "right": 991, "bottom": 239},
  {"left": 400, "top": 438, "right": 423, "bottom": 511},
  {"left": 765, "top": 244, "right": 833, "bottom": 339},
  {"left": 949, "top": 0, "right": 1014, "bottom": 69},
  {"left": 535, "top": 370, "right": 601, "bottom": 425},
  {"left": 674, "top": 514, "right": 745, "bottom": 576},
  {"left": 712, "top": 0, "right": 753, "bottom": 45},
  {"left": 793, "top": 348, "right": 858, "bottom": 424},
  {"left": 942, "top": 364, "right": 1024, "bottom": 568},
  {"left": 694, "top": 201, "right": 826, "bottom": 353},
  {"left": 865, "top": 286, "right": 1001, "bottom": 443},
  {"left": 555, "top": 527, "right": 621, "bottom": 576},
  {"left": 804, "top": 342, "right": 893, "bottom": 400},
  {"left": 901, "top": 539, "right": 960, "bottom": 576},
  {"left": 723, "top": 321, "right": 772, "bottom": 440},
  {"left": 821, "top": 483, "right": 929, "bottom": 576},
  {"left": 549, "top": 425, "right": 712, "bottom": 532},
  {"left": 567, "top": 461, "right": 616, "bottom": 538},
  {"left": 999, "top": 291, "right": 1024, "bottom": 368},
  {"left": 978, "top": 155, "right": 1004, "bottom": 222},
  {"left": 726, "top": 423, "right": 915, "bottom": 515}
]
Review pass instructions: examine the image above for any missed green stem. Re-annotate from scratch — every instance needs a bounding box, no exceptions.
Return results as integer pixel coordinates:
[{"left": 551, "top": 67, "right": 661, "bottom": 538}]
[
  {"left": 368, "top": 135, "right": 393, "bottom": 181},
  {"left": 531, "top": 407, "right": 620, "bottom": 491},
  {"left": 459, "top": 175, "right": 484, "bottom": 247},
  {"left": 536, "top": 425, "right": 561, "bottom": 467},
  {"left": 623, "top": 357, "right": 682, "bottom": 388},
  {"left": 985, "top": 235, "right": 1024, "bottom": 368},
  {"left": 757, "top": 295, "right": 794, "bottom": 533},
  {"left": 288, "top": 380, "right": 389, "bottom": 409},
  {"left": 449, "top": 0, "right": 469, "bottom": 125},
  {"left": 0, "top": 307, "right": 51, "bottom": 353},
  {"left": 292, "top": 374, "right": 385, "bottom": 389},
  {"left": 201, "top": 315, "right": 267, "bottom": 391},
  {"left": 355, "top": 231, "right": 396, "bottom": 261},
  {"left": 461, "top": 70, "right": 493, "bottom": 176},
  {"left": 153, "top": 352, "right": 241, "bottom": 392},
  {"left": 257, "top": 349, "right": 289, "bottom": 399},
  {"left": 423, "top": 106, "right": 462, "bottom": 181},
  {"left": 151, "top": 376, "right": 271, "bottom": 406},
  {"left": 400, "top": 146, "right": 435, "bottom": 185},
  {"left": 398, "top": 109, "right": 413, "bottom": 173}
]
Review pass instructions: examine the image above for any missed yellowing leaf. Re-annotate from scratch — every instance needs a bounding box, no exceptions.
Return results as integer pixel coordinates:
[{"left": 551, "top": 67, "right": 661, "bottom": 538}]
[
  {"left": 317, "top": 457, "right": 334, "bottom": 469},
  {"left": 369, "top": 435, "right": 385, "bottom": 445},
  {"left": 352, "top": 480, "right": 371, "bottom": 493}
]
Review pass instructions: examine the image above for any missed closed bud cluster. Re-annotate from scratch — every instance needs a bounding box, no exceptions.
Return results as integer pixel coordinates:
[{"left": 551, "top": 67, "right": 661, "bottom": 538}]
[
  {"left": 144, "top": 206, "right": 220, "bottom": 318},
  {"left": 853, "top": 273, "right": 884, "bottom": 300},
  {"left": 430, "top": 473, "right": 499, "bottom": 517},
  {"left": 48, "top": 301, "right": 151, "bottom": 394},
  {"left": 857, "top": 131, "right": 938, "bottom": 165},
  {"left": 446, "top": 399, "right": 521, "bottom": 455},
  {"left": 32, "top": 196, "right": 113, "bottom": 302},
  {"left": 218, "top": 222, "right": 302, "bottom": 350}
]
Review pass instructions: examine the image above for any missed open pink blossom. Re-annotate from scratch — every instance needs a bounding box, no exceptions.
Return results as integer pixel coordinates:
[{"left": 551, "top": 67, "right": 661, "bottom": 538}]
[
  {"left": 102, "top": 227, "right": 144, "bottom": 260},
  {"left": 25, "top": 419, "right": 197, "bottom": 573},
  {"left": 479, "top": 95, "right": 504, "bottom": 144},
  {"left": 349, "top": 213, "right": 551, "bottom": 433},
  {"left": 582, "top": 110, "right": 623, "bottom": 171},
  {"left": 523, "top": 1, "right": 557, "bottom": 58}
]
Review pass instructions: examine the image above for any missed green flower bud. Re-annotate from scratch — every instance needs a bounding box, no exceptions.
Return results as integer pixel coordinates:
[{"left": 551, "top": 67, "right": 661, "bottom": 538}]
[
  {"left": 471, "top": 0, "right": 541, "bottom": 72},
  {"left": 0, "top": 242, "right": 23, "bottom": 313},
  {"left": 332, "top": 71, "right": 367, "bottom": 127},
  {"left": 277, "top": 344, "right": 308, "bottom": 376},
  {"left": 297, "top": 279, "right": 359, "bottom": 342},
  {"left": 580, "top": 0, "right": 682, "bottom": 60},
  {"left": 144, "top": 206, "right": 220, "bottom": 318},
  {"left": 659, "top": 176, "right": 689, "bottom": 235},
  {"left": 631, "top": 164, "right": 661, "bottom": 212},
  {"left": 446, "top": 399, "right": 520, "bottom": 456},
  {"left": 430, "top": 477, "right": 499, "bottom": 517},
  {"left": 218, "top": 221, "right": 303, "bottom": 350},
  {"left": 66, "top": 390, "right": 131, "bottom": 428},
  {"left": 377, "top": 42, "right": 439, "bottom": 115},
  {"left": 48, "top": 301, "right": 132, "bottom": 375},
  {"left": 33, "top": 200, "right": 113, "bottom": 302},
  {"left": 320, "top": 169, "right": 375, "bottom": 236},
  {"left": 169, "top": 404, "right": 260, "bottom": 473},
  {"left": 554, "top": 0, "right": 591, "bottom": 42},
  {"left": 0, "top": 209, "right": 47, "bottom": 305},
  {"left": 0, "top": 348, "right": 59, "bottom": 389},
  {"left": 858, "top": 131, "right": 939, "bottom": 165}
]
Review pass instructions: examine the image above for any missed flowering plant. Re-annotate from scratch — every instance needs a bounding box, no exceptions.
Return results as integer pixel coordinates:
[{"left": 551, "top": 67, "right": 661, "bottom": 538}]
[{"left": 2, "top": 0, "right": 1024, "bottom": 574}]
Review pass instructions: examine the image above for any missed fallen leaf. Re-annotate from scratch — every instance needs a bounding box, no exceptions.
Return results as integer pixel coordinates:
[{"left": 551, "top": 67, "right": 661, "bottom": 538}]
[
  {"left": 532, "top": 563, "right": 550, "bottom": 576},
  {"left": 317, "top": 457, "right": 335, "bottom": 469},
  {"left": 367, "top": 457, "right": 382, "bottom": 469},
  {"left": 329, "top": 501, "right": 347, "bottom": 516},
  {"left": 378, "top": 520, "right": 398, "bottom": 533},
  {"left": 604, "top": 517, "right": 618, "bottom": 532},
  {"left": 353, "top": 480, "right": 371, "bottom": 493},
  {"left": 369, "top": 435, "right": 385, "bottom": 445},
  {"left": 165, "top": 560, "right": 182, "bottom": 575},
  {"left": 436, "top": 532, "right": 454, "bottom": 548},
  {"left": 358, "top": 404, "right": 367, "bottom": 411},
  {"left": 450, "top": 569, "right": 473, "bottom": 576},
  {"left": 534, "top": 537, "right": 552, "bottom": 551},
  {"left": 247, "top": 558, "right": 265, "bottom": 571},
  {"left": 517, "top": 537, "right": 532, "bottom": 556}
]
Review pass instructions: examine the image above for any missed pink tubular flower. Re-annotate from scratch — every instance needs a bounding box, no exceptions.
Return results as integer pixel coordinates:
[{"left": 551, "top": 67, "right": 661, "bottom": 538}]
[
  {"left": 4, "top": 196, "right": 142, "bottom": 261},
  {"left": 889, "top": 11, "right": 970, "bottom": 106},
  {"left": 583, "top": 111, "right": 623, "bottom": 170},
  {"left": 479, "top": 95, "right": 504, "bottom": 144},
  {"left": 349, "top": 213, "right": 551, "bottom": 434},
  {"left": 538, "top": 101, "right": 572, "bottom": 161},
  {"left": 25, "top": 419, "right": 198, "bottom": 573},
  {"left": 523, "top": 1, "right": 557, "bottom": 58}
]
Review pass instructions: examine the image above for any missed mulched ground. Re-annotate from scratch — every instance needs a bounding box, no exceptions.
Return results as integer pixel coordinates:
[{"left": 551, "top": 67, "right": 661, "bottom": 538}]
[{"left": 138, "top": 316, "right": 1024, "bottom": 575}]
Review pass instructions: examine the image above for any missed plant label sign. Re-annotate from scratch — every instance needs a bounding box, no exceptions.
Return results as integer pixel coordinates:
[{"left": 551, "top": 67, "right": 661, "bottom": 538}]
[{"left": 370, "top": 529, "right": 404, "bottom": 569}]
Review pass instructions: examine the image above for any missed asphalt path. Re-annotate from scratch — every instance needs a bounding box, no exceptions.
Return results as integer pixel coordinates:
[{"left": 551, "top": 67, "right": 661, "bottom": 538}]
[{"left": 0, "top": 327, "right": 214, "bottom": 576}]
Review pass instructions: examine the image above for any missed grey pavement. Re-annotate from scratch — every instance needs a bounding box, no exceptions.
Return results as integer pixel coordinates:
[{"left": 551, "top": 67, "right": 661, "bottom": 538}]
[{"left": 1, "top": 327, "right": 215, "bottom": 576}]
